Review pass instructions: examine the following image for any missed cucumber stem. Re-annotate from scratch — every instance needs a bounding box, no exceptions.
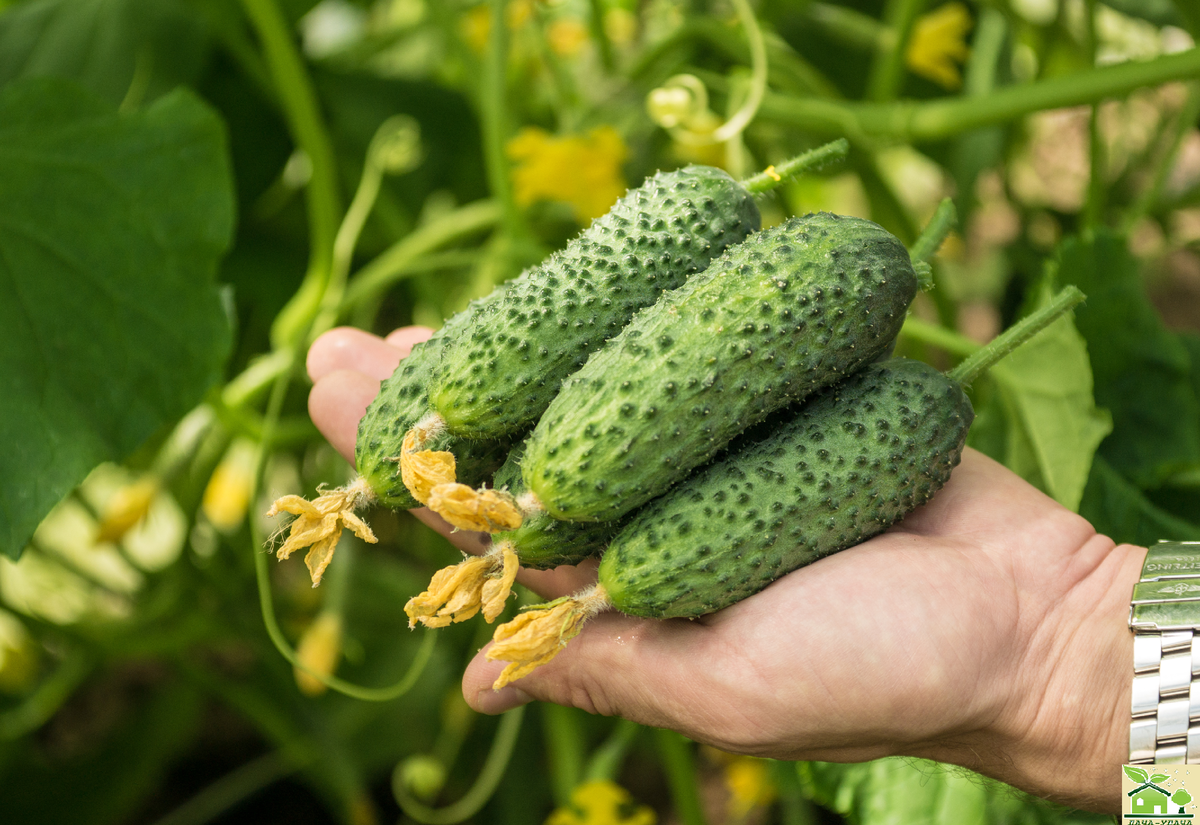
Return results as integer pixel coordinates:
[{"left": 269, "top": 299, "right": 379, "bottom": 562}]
[
  {"left": 909, "top": 197, "right": 956, "bottom": 263},
  {"left": 947, "top": 285, "right": 1085, "bottom": 388},
  {"left": 741, "top": 138, "right": 849, "bottom": 194}
]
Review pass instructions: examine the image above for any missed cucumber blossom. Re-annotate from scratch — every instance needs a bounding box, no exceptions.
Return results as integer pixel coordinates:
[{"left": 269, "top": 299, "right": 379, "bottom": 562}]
[
  {"left": 405, "top": 440, "right": 623, "bottom": 628},
  {"left": 523, "top": 212, "right": 918, "bottom": 524},
  {"left": 427, "top": 166, "right": 761, "bottom": 439},
  {"left": 601, "top": 358, "right": 971, "bottom": 618}
]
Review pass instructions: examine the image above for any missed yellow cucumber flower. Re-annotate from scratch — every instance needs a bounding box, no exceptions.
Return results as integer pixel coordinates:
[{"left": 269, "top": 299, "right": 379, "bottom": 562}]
[
  {"left": 508, "top": 126, "right": 628, "bottom": 223},
  {"left": 905, "top": 2, "right": 973, "bottom": 90},
  {"left": 294, "top": 609, "right": 343, "bottom": 696},
  {"left": 724, "top": 755, "right": 776, "bottom": 819},
  {"left": 95, "top": 476, "right": 159, "bottom": 544},
  {"left": 544, "top": 779, "right": 656, "bottom": 825},
  {"left": 202, "top": 438, "right": 258, "bottom": 533}
]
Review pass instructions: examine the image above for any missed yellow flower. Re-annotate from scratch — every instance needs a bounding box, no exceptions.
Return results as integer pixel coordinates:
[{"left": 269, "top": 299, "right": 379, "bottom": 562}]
[
  {"left": 0, "top": 610, "right": 38, "bottom": 695},
  {"left": 95, "top": 477, "right": 159, "bottom": 544},
  {"left": 294, "top": 610, "right": 343, "bottom": 696},
  {"left": 905, "top": 2, "right": 972, "bottom": 90},
  {"left": 724, "top": 756, "right": 775, "bottom": 819},
  {"left": 508, "top": 126, "right": 628, "bottom": 223},
  {"left": 548, "top": 18, "right": 589, "bottom": 58},
  {"left": 202, "top": 438, "right": 258, "bottom": 533},
  {"left": 544, "top": 779, "right": 656, "bottom": 825},
  {"left": 462, "top": 0, "right": 534, "bottom": 53}
]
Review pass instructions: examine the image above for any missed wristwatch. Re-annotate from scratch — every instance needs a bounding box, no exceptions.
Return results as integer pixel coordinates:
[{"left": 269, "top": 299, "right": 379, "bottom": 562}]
[{"left": 1129, "top": 541, "right": 1200, "bottom": 764}]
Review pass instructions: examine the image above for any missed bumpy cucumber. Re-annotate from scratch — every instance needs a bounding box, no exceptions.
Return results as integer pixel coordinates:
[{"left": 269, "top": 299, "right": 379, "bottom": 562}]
[
  {"left": 355, "top": 294, "right": 513, "bottom": 510},
  {"left": 491, "top": 443, "right": 621, "bottom": 569},
  {"left": 523, "top": 212, "right": 918, "bottom": 523},
  {"left": 428, "top": 166, "right": 761, "bottom": 438},
  {"left": 601, "top": 358, "right": 972, "bottom": 619}
]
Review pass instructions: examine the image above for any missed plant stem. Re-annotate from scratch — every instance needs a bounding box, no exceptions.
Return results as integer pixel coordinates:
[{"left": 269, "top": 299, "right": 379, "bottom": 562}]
[
  {"left": 805, "top": 3, "right": 892, "bottom": 53},
  {"left": 655, "top": 729, "right": 708, "bottom": 825},
  {"left": 544, "top": 704, "right": 585, "bottom": 806},
  {"left": 741, "top": 139, "right": 849, "bottom": 194},
  {"left": 587, "top": 0, "right": 615, "bottom": 71},
  {"left": 482, "top": 0, "right": 521, "bottom": 238},
  {"left": 341, "top": 200, "right": 500, "bottom": 311},
  {"left": 711, "top": 0, "right": 769, "bottom": 143},
  {"left": 948, "top": 286, "right": 1085, "bottom": 386},
  {"left": 240, "top": 0, "right": 343, "bottom": 350},
  {"left": 758, "top": 47, "right": 1200, "bottom": 143},
  {"left": 1125, "top": 81, "right": 1200, "bottom": 231},
  {"left": 150, "top": 752, "right": 294, "bottom": 825},
  {"left": 0, "top": 651, "right": 92, "bottom": 740},
  {"left": 1083, "top": 0, "right": 1105, "bottom": 230},
  {"left": 866, "top": 0, "right": 928, "bottom": 101},
  {"left": 392, "top": 707, "right": 525, "bottom": 824},
  {"left": 899, "top": 316, "right": 980, "bottom": 358},
  {"left": 910, "top": 197, "right": 957, "bottom": 263},
  {"left": 584, "top": 719, "right": 641, "bottom": 783}
]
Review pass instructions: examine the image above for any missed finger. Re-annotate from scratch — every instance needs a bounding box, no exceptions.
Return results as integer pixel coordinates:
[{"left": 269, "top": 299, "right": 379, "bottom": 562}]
[
  {"left": 384, "top": 326, "right": 435, "bottom": 355},
  {"left": 462, "top": 611, "right": 764, "bottom": 750},
  {"left": 309, "top": 369, "right": 379, "bottom": 463},
  {"left": 307, "top": 327, "right": 404, "bottom": 383}
]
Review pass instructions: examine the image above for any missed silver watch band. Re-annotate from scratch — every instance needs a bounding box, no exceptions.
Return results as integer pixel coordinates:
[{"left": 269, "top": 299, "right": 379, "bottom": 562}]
[{"left": 1129, "top": 541, "right": 1200, "bottom": 764}]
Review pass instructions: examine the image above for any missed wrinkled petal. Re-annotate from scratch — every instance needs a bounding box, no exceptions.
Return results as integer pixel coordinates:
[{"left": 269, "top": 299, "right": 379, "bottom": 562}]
[
  {"left": 487, "top": 586, "right": 610, "bottom": 689},
  {"left": 481, "top": 542, "right": 520, "bottom": 623},
  {"left": 400, "top": 425, "right": 457, "bottom": 505},
  {"left": 427, "top": 483, "right": 523, "bottom": 533},
  {"left": 304, "top": 533, "right": 341, "bottom": 586},
  {"left": 404, "top": 555, "right": 495, "bottom": 628}
]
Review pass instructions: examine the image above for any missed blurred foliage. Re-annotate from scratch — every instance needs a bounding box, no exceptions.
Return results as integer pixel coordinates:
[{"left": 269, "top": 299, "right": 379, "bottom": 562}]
[{"left": 1, "top": 0, "right": 1200, "bottom": 823}]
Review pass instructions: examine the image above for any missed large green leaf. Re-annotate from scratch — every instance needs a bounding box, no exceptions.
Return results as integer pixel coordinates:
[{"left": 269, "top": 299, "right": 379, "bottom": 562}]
[
  {"left": 1080, "top": 456, "right": 1200, "bottom": 548},
  {"left": 966, "top": 288, "right": 1111, "bottom": 512},
  {"left": 0, "top": 78, "right": 234, "bottom": 559},
  {"left": 0, "top": 0, "right": 209, "bottom": 105},
  {"left": 1055, "top": 232, "right": 1200, "bottom": 487},
  {"left": 798, "top": 759, "right": 1109, "bottom": 825}
]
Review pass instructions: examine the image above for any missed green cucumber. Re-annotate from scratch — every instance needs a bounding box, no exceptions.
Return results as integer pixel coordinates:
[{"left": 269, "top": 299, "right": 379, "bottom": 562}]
[
  {"left": 355, "top": 293, "right": 513, "bottom": 510},
  {"left": 427, "top": 165, "right": 761, "bottom": 439},
  {"left": 484, "top": 286, "right": 1086, "bottom": 688},
  {"left": 601, "top": 358, "right": 971, "bottom": 618},
  {"left": 523, "top": 212, "right": 918, "bottom": 523}
]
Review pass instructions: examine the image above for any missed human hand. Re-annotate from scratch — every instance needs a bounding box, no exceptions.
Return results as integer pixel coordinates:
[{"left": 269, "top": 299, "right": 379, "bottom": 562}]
[{"left": 308, "top": 325, "right": 1142, "bottom": 813}]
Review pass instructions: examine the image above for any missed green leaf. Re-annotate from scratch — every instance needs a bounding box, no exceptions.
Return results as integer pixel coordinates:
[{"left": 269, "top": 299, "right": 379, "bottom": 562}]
[
  {"left": 0, "top": 0, "right": 209, "bottom": 106},
  {"left": 1152, "top": 773, "right": 1170, "bottom": 784},
  {"left": 966, "top": 286, "right": 1112, "bottom": 512},
  {"left": 798, "top": 759, "right": 1109, "bottom": 825},
  {"left": 0, "top": 78, "right": 234, "bottom": 559},
  {"left": 1080, "top": 456, "right": 1200, "bottom": 548},
  {"left": 1055, "top": 231, "right": 1200, "bottom": 488},
  {"left": 1124, "top": 766, "right": 1149, "bottom": 784}
]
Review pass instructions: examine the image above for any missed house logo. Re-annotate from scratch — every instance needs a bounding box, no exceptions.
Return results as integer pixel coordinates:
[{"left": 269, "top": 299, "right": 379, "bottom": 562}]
[{"left": 1124, "top": 765, "right": 1195, "bottom": 823}]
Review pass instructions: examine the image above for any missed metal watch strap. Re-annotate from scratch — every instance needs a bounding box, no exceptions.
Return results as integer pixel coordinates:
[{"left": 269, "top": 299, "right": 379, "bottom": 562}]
[{"left": 1129, "top": 541, "right": 1200, "bottom": 764}]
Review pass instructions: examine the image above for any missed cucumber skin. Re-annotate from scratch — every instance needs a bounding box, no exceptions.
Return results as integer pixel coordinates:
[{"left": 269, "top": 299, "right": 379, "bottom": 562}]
[
  {"left": 491, "top": 441, "right": 622, "bottom": 569},
  {"left": 524, "top": 212, "right": 918, "bottom": 523},
  {"left": 600, "top": 359, "right": 973, "bottom": 619},
  {"left": 355, "top": 294, "right": 513, "bottom": 510},
  {"left": 429, "top": 166, "right": 760, "bottom": 438}
]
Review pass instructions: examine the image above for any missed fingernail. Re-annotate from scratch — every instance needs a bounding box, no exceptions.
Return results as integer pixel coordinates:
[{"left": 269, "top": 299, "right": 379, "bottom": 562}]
[{"left": 476, "top": 684, "right": 533, "bottom": 714}]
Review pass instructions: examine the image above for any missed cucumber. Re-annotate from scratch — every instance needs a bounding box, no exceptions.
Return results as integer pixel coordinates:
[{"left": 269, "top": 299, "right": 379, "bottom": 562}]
[
  {"left": 355, "top": 293, "right": 513, "bottom": 511},
  {"left": 601, "top": 358, "right": 970, "bottom": 618},
  {"left": 484, "top": 287, "right": 1087, "bottom": 688},
  {"left": 426, "top": 165, "right": 761, "bottom": 439},
  {"left": 522, "top": 212, "right": 918, "bottom": 524}
]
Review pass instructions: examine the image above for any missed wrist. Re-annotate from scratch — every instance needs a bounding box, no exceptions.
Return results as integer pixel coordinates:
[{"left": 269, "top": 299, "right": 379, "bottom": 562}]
[{"left": 914, "top": 537, "right": 1142, "bottom": 812}]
